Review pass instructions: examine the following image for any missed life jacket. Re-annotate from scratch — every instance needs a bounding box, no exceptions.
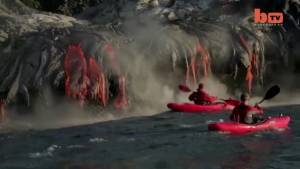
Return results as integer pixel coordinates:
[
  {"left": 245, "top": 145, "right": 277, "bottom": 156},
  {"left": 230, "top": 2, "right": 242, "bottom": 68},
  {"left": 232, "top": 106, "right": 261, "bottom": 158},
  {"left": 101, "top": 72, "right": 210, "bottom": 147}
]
[
  {"left": 230, "top": 103, "right": 263, "bottom": 123},
  {"left": 231, "top": 103, "right": 249, "bottom": 123}
]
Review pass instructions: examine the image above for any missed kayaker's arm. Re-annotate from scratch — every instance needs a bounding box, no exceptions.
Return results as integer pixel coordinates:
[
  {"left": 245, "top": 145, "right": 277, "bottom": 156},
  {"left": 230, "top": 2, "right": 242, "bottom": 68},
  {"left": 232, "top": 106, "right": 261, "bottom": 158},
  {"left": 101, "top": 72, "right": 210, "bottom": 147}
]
[
  {"left": 188, "top": 92, "right": 197, "bottom": 101},
  {"left": 202, "top": 91, "right": 217, "bottom": 102}
]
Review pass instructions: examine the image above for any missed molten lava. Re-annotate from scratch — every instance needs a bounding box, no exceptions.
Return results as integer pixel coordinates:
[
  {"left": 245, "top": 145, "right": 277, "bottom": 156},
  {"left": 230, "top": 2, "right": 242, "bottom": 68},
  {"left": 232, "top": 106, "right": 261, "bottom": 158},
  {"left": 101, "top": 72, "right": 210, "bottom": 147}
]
[
  {"left": 190, "top": 55, "right": 197, "bottom": 85},
  {"left": 184, "top": 41, "right": 211, "bottom": 86},
  {"left": 246, "top": 65, "right": 253, "bottom": 94},
  {"left": 64, "top": 43, "right": 129, "bottom": 109},
  {"left": 114, "top": 75, "right": 129, "bottom": 109},
  {"left": 88, "top": 57, "right": 108, "bottom": 106},
  {"left": 64, "top": 44, "right": 129, "bottom": 109},
  {"left": 103, "top": 43, "right": 128, "bottom": 109},
  {"left": 196, "top": 41, "right": 211, "bottom": 78},
  {"left": 239, "top": 35, "right": 259, "bottom": 94},
  {"left": 64, "top": 44, "right": 89, "bottom": 106}
]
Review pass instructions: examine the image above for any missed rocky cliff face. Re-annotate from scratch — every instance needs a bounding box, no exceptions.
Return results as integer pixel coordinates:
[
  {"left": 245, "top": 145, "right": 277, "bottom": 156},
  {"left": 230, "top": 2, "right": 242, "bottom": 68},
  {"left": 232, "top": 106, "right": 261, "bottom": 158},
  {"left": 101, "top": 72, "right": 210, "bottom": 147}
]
[{"left": 0, "top": 0, "right": 299, "bottom": 113}]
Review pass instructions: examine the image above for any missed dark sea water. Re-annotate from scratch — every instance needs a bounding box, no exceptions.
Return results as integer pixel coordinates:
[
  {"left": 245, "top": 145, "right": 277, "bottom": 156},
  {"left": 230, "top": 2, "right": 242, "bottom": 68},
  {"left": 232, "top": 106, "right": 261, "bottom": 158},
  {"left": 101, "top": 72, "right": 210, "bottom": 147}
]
[{"left": 0, "top": 105, "right": 300, "bottom": 169}]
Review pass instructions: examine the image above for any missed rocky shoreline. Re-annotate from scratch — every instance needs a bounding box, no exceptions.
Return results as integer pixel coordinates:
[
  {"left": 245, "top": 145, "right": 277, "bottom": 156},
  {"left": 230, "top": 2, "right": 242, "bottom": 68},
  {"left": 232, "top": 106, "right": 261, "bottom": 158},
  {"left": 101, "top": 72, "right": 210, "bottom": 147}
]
[{"left": 0, "top": 0, "right": 299, "bottom": 112}]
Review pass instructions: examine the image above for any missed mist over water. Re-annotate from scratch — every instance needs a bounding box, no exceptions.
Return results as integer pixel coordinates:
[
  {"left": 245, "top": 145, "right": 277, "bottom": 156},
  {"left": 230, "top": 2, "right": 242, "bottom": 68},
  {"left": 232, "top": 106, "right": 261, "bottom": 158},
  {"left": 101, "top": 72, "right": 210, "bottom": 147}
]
[{"left": 1, "top": 74, "right": 299, "bottom": 132}]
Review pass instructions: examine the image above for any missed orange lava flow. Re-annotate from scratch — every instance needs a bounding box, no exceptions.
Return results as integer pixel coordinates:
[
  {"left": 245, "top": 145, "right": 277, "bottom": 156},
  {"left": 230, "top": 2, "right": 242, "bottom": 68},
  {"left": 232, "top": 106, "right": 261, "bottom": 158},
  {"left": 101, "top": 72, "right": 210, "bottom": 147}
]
[
  {"left": 196, "top": 41, "right": 210, "bottom": 78},
  {"left": 64, "top": 44, "right": 89, "bottom": 106},
  {"left": 246, "top": 52, "right": 259, "bottom": 94},
  {"left": 114, "top": 75, "right": 129, "bottom": 109},
  {"left": 246, "top": 65, "right": 253, "bottom": 94},
  {"left": 103, "top": 43, "right": 128, "bottom": 109},
  {"left": 88, "top": 57, "right": 108, "bottom": 106},
  {"left": 252, "top": 52, "right": 259, "bottom": 75},
  {"left": 239, "top": 35, "right": 259, "bottom": 94},
  {"left": 184, "top": 41, "right": 211, "bottom": 85},
  {"left": 190, "top": 55, "right": 197, "bottom": 85},
  {"left": 63, "top": 43, "right": 128, "bottom": 109},
  {"left": 99, "top": 73, "right": 108, "bottom": 106}
]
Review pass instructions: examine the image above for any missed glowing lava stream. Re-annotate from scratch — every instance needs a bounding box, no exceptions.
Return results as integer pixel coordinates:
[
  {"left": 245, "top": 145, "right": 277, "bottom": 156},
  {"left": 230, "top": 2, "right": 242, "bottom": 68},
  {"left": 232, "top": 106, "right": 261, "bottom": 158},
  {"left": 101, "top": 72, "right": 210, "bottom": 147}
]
[
  {"left": 64, "top": 44, "right": 128, "bottom": 109},
  {"left": 185, "top": 41, "right": 211, "bottom": 86},
  {"left": 239, "top": 35, "right": 259, "bottom": 94}
]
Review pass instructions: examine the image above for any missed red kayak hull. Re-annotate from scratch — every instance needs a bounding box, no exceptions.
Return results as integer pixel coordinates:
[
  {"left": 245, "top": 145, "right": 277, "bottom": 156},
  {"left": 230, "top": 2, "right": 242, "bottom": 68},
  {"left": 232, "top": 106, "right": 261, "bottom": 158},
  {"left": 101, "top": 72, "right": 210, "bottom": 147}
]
[
  {"left": 208, "top": 116, "right": 290, "bottom": 134},
  {"left": 167, "top": 102, "right": 235, "bottom": 113}
]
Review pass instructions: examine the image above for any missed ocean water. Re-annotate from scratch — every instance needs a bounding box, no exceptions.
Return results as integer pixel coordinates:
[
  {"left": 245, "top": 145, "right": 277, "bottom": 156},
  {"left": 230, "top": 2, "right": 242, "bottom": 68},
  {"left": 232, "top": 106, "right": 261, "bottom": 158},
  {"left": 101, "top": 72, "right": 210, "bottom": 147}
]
[{"left": 0, "top": 105, "right": 299, "bottom": 169}]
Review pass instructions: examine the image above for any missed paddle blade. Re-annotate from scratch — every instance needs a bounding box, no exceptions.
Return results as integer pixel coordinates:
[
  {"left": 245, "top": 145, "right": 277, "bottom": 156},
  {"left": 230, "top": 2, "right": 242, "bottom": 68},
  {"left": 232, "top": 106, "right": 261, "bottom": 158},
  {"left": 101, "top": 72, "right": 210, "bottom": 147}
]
[
  {"left": 264, "top": 85, "right": 280, "bottom": 100},
  {"left": 179, "top": 84, "right": 191, "bottom": 92},
  {"left": 257, "top": 85, "right": 280, "bottom": 104}
]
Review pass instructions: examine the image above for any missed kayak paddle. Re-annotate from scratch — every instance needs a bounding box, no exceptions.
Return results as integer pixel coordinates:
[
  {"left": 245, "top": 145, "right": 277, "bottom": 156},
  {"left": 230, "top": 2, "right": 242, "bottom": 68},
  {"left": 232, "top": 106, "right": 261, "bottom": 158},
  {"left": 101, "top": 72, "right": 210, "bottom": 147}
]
[
  {"left": 257, "top": 85, "right": 280, "bottom": 105},
  {"left": 178, "top": 84, "right": 192, "bottom": 92}
]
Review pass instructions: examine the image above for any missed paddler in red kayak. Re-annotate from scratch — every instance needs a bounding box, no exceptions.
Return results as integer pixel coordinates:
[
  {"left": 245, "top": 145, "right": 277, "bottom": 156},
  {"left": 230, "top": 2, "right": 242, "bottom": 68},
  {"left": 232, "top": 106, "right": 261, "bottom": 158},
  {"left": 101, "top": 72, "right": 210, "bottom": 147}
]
[
  {"left": 230, "top": 93, "right": 264, "bottom": 124},
  {"left": 188, "top": 83, "right": 217, "bottom": 105}
]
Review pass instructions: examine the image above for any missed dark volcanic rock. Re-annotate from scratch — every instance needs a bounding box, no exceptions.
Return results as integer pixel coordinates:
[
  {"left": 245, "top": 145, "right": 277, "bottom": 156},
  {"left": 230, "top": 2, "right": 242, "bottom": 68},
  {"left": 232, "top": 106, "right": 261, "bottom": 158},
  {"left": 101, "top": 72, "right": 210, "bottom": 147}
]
[{"left": 0, "top": 0, "right": 299, "bottom": 112}]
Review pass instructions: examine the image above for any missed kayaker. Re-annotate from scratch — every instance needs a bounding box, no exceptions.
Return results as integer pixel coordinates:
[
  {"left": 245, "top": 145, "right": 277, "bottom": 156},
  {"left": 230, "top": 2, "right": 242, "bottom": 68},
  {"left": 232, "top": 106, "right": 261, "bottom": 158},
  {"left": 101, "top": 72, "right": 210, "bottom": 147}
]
[
  {"left": 188, "top": 83, "right": 217, "bottom": 105},
  {"left": 230, "top": 93, "right": 264, "bottom": 124}
]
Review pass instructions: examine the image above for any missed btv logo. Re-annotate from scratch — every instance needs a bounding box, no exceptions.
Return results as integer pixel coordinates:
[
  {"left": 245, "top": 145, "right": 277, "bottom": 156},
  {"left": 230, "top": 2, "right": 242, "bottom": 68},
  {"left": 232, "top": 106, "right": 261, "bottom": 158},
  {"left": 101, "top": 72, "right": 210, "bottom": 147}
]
[{"left": 254, "top": 8, "right": 283, "bottom": 24}]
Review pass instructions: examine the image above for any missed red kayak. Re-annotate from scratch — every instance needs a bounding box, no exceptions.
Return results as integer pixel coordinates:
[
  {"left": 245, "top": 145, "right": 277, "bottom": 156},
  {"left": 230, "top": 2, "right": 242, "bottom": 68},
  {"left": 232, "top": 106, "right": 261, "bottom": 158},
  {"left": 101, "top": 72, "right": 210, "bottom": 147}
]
[
  {"left": 167, "top": 98, "right": 265, "bottom": 113},
  {"left": 167, "top": 102, "right": 235, "bottom": 113},
  {"left": 208, "top": 116, "right": 290, "bottom": 134}
]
